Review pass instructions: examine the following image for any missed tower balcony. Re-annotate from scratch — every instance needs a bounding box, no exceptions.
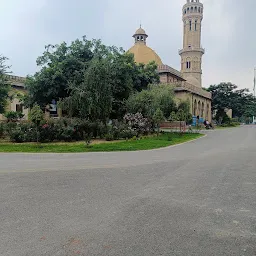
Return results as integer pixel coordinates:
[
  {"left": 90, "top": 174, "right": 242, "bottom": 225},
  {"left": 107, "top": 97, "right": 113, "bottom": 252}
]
[{"left": 179, "top": 47, "right": 205, "bottom": 55}]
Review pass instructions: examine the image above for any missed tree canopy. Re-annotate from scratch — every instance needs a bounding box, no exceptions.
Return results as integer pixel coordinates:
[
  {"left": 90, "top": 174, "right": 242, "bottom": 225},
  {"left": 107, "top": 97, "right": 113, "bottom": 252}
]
[
  {"left": 0, "top": 55, "right": 10, "bottom": 114},
  {"left": 25, "top": 37, "right": 159, "bottom": 121},
  {"left": 126, "top": 84, "right": 176, "bottom": 119},
  {"left": 208, "top": 82, "right": 256, "bottom": 122}
]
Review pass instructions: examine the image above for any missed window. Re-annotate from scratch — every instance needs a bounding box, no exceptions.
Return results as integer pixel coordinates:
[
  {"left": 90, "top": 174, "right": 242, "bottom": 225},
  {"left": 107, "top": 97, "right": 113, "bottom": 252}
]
[
  {"left": 189, "top": 20, "right": 192, "bottom": 31},
  {"left": 137, "top": 36, "right": 140, "bottom": 41},
  {"left": 16, "top": 104, "right": 23, "bottom": 113},
  {"left": 195, "top": 20, "right": 197, "bottom": 31},
  {"left": 186, "top": 61, "right": 191, "bottom": 69}
]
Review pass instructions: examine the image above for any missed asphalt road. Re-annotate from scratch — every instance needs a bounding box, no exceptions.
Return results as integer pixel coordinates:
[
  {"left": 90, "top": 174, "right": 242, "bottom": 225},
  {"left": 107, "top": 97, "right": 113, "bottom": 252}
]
[{"left": 1, "top": 126, "right": 256, "bottom": 256}]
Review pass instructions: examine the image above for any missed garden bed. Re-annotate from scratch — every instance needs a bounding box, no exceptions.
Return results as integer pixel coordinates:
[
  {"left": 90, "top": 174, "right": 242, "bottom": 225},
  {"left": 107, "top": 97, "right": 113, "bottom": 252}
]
[{"left": 0, "top": 132, "right": 203, "bottom": 153}]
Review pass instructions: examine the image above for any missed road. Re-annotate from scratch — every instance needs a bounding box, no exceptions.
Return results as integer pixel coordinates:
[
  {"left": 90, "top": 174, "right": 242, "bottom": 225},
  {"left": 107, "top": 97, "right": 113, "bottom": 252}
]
[{"left": 1, "top": 126, "right": 256, "bottom": 256}]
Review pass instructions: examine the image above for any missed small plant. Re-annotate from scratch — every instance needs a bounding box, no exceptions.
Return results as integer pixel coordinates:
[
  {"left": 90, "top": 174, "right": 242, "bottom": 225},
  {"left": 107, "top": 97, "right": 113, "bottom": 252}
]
[
  {"left": 84, "top": 133, "right": 92, "bottom": 147},
  {"left": 29, "top": 104, "right": 44, "bottom": 143},
  {"left": 153, "top": 108, "right": 165, "bottom": 136},
  {"left": 167, "top": 134, "right": 173, "bottom": 141},
  {"left": 0, "top": 123, "right": 4, "bottom": 138},
  {"left": 4, "top": 111, "right": 24, "bottom": 122},
  {"left": 105, "top": 133, "right": 114, "bottom": 141}
]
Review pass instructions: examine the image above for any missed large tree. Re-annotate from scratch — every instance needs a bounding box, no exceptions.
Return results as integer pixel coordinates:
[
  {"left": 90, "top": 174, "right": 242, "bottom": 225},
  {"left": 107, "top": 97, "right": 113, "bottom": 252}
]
[
  {"left": 61, "top": 57, "right": 113, "bottom": 122},
  {"left": 25, "top": 37, "right": 159, "bottom": 120},
  {"left": 0, "top": 55, "right": 10, "bottom": 114},
  {"left": 208, "top": 82, "right": 256, "bottom": 122},
  {"left": 126, "top": 84, "right": 176, "bottom": 119}
]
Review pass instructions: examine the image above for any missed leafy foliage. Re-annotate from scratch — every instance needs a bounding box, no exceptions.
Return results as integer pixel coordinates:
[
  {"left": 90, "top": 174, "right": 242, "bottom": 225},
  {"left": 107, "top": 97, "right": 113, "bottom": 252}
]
[
  {"left": 0, "top": 55, "right": 10, "bottom": 114},
  {"left": 29, "top": 104, "right": 44, "bottom": 126},
  {"left": 123, "top": 113, "right": 152, "bottom": 135},
  {"left": 153, "top": 108, "right": 165, "bottom": 135},
  {"left": 4, "top": 111, "right": 24, "bottom": 122},
  {"left": 126, "top": 84, "right": 176, "bottom": 118},
  {"left": 208, "top": 82, "right": 256, "bottom": 123},
  {"left": 25, "top": 37, "right": 159, "bottom": 121}
]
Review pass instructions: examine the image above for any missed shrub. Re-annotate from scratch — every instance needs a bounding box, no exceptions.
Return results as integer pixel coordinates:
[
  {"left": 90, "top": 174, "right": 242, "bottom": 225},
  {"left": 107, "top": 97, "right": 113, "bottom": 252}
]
[
  {"left": 105, "top": 133, "right": 114, "bottom": 141},
  {"left": 123, "top": 113, "right": 152, "bottom": 135},
  {"left": 5, "top": 122, "right": 18, "bottom": 136},
  {"left": 9, "top": 129, "right": 24, "bottom": 143},
  {"left": 0, "top": 123, "right": 4, "bottom": 138},
  {"left": 4, "top": 111, "right": 24, "bottom": 122}
]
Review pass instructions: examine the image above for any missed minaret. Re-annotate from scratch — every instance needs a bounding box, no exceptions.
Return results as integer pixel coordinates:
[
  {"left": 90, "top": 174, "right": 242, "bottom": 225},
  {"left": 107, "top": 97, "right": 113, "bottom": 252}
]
[{"left": 179, "top": 0, "right": 205, "bottom": 87}]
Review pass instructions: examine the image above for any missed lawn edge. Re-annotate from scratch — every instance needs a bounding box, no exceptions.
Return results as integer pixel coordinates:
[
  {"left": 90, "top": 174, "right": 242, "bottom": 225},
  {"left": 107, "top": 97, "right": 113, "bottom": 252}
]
[{"left": 0, "top": 133, "right": 206, "bottom": 154}]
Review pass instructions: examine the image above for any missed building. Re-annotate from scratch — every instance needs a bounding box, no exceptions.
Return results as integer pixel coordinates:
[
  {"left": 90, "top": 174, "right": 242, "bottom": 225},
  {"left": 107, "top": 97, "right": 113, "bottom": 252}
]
[
  {"left": 128, "top": 0, "right": 212, "bottom": 122},
  {"left": 0, "top": 75, "right": 28, "bottom": 121}
]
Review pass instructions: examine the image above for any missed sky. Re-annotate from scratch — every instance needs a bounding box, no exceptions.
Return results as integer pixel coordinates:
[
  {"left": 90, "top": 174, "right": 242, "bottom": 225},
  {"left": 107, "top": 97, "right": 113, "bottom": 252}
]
[{"left": 0, "top": 0, "right": 255, "bottom": 90}]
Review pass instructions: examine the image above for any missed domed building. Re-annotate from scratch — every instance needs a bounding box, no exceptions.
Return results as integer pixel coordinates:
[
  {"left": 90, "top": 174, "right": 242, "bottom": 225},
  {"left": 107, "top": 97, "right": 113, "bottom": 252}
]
[
  {"left": 128, "top": 0, "right": 212, "bottom": 123},
  {"left": 128, "top": 27, "right": 163, "bottom": 66}
]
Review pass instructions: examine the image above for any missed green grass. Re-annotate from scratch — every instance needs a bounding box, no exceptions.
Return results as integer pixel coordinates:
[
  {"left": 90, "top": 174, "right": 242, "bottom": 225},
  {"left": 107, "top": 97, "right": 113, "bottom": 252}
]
[{"left": 0, "top": 133, "right": 203, "bottom": 153}]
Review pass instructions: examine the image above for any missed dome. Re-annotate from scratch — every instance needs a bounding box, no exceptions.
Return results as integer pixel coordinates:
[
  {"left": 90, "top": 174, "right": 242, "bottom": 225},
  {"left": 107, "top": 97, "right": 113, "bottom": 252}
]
[
  {"left": 134, "top": 27, "right": 147, "bottom": 36},
  {"left": 186, "top": 75, "right": 200, "bottom": 87},
  {"left": 128, "top": 44, "right": 163, "bottom": 66}
]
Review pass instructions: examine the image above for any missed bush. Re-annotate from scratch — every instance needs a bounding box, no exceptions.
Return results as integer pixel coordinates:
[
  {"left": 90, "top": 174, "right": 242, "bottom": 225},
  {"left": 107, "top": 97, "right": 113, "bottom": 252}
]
[
  {"left": 123, "top": 113, "right": 152, "bottom": 135},
  {"left": 4, "top": 111, "right": 24, "bottom": 122},
  {"left": 9, "top": 129, "right": 24, "bottom": 143},
  {"left": 0, "top": 123, "right": 4, "bottom": 138},
  {"left": 105, "top": 133, "right": 114, "bottom": 141}
]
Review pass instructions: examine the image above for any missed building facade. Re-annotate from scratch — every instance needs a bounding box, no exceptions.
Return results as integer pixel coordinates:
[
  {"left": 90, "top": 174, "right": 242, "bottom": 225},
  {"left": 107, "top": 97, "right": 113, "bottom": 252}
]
[
  {"left": 0, "top": 75, "right": 28, "bottom": 121},
  {"left": 128, "top": 0, "right": 212, "bottom": 122}
]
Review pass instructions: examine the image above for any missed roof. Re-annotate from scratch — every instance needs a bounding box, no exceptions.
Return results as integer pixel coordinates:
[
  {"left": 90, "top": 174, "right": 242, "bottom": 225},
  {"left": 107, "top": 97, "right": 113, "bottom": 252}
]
[
  {"left": 133, "top": 27, "right": 148, "bottom": 37},
  {"left": 128, "top": 43, "right": 163, "bottom": 66},
  {"left": 157, "top": 65, "right": 185, "bottom": 81}
]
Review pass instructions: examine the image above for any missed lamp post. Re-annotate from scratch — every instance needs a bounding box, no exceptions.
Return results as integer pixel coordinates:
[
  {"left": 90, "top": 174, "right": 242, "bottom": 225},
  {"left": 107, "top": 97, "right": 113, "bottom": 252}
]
[{"left": 253, "top": 68, "right": 256, "bottom": 124}]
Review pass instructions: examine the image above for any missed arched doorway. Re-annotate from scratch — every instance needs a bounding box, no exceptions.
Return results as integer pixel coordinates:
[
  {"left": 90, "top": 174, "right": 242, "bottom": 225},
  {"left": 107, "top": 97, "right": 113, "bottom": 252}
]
[{"left": 193, "top": 99, "right": 197, "bottom": 116}]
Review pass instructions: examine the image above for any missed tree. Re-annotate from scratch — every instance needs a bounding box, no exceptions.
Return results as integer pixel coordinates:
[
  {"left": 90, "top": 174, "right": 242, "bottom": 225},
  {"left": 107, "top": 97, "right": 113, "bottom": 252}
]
[
  {"left": 177, "top": 100, "right": 192, "bottom": 124},
  {"left": 25, "top": 37, "right": 159, "bottom": 122},
  {"left": 29, "top": 104, "right": 44, "bottom": 143},
  {"left": 126, "top": 84, "right": 176, "bottom": 119},
  {"left": 60, "top": 57, "right": 113, "bottom": 123},
  {"left": 0, "top": 55, "right": 10, "bottom": 114},
  {"left": 153, "top": 108, "right": 165, "bottom": 135},
  {"left": 208, "top": 82, "right": 256, "bottom": 123}
]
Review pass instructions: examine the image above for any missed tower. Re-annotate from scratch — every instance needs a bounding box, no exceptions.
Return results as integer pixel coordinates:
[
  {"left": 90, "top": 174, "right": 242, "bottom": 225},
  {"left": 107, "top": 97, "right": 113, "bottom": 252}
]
[{"left": 179, "top": 0, "right": 204, "bottom": 87}]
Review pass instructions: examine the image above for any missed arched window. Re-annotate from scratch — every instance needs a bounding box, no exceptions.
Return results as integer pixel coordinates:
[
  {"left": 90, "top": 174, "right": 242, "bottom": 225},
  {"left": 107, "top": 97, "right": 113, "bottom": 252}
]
[
  {"left": 195, "top": 20, "right": 197, "bottom": 31},
  {"left": 191, "top": 7, "right": 193, "bottom": 12},
  {"left": 198, "top": 7, "right": 201, "bottom": 13},
  {"left": 198, "top": 101, "right": 201, "bottom": 117},
  {"left": 186, "top": 61, "right": 191, "bottom": 69},
  {"left": 194, "top": 100, "right": 197, "bottom": 116},
  {"left": 140, "top": 36, "right": 144, "bottom": 41},
  {"left": 137, "top": 36, "right": 140, "bottom": 41},
  {"left": 195, "top": 6, "right": 197, "bottom": 12},
  {"left": 201, "top": 102, "right": 204, "bottom": 118},
  {"left": 189, "top": 20, "right": 192, "bottom": 31},
  {"left": 187, "top": 7, "right": 189, "bottom": 12}
]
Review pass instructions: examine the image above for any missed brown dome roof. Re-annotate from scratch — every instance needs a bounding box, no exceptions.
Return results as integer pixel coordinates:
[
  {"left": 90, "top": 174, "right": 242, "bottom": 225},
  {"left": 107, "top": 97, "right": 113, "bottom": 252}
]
[{"left": 128, "top": 44, "right": 163, "bottom": 66}]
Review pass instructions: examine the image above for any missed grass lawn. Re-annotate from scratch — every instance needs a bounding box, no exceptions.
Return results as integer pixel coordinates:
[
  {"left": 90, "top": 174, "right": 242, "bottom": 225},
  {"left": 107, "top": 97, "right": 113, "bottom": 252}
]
[{"left": 0, "top": 133, "right": 203, "bottom": 153}]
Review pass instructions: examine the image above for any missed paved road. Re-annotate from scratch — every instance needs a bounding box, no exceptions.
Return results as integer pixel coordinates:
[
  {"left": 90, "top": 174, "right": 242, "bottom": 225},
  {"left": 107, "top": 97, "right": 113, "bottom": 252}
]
[{"left": 1, "top": 126, "right": 256, "bottom": 256}]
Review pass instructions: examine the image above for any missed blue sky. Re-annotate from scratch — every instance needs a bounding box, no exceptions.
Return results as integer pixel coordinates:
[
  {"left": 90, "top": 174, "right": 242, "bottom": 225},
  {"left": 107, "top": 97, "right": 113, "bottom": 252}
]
[{"left": 0, "top": 0, "right": 255, "bottom": 90}]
